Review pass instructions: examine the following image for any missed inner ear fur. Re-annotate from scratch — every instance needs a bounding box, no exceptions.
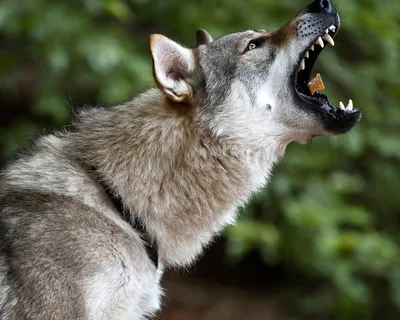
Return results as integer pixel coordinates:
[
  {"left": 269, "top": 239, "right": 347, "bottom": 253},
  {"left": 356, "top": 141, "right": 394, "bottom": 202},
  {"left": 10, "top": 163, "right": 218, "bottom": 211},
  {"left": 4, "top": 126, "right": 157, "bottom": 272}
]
[{"left": 150, "top": 34, "right": 197, "bottom": 103}]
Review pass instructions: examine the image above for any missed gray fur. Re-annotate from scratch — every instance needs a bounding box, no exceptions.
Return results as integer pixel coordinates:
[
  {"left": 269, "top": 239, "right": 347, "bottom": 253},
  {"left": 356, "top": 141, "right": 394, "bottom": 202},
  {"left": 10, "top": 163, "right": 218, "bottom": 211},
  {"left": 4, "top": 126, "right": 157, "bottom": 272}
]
[{"left": 0, "top": 2, "right": 360, "bottom": 319}]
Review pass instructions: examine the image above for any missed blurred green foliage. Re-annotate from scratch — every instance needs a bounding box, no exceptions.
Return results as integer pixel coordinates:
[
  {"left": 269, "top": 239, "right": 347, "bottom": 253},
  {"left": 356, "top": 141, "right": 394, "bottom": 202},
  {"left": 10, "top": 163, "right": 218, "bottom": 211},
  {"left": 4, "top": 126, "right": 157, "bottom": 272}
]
[{"left": 1, "top": 0, "right": 399, "bottom": 318}]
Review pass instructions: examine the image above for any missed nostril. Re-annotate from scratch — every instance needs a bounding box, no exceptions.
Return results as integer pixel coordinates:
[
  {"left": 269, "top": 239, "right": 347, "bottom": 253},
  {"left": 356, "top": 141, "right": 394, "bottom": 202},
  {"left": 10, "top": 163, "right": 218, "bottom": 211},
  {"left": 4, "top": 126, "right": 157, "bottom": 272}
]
[{"left": 306, "top": 0, "right": 336, "bottom": 14}]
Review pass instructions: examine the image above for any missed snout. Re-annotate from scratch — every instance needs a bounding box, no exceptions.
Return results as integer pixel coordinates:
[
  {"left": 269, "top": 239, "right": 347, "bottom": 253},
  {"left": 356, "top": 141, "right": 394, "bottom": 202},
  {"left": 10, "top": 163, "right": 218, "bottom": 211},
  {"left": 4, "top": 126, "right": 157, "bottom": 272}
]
[{"left": 284, "top": 0, "right": 361, "bottom": 136}]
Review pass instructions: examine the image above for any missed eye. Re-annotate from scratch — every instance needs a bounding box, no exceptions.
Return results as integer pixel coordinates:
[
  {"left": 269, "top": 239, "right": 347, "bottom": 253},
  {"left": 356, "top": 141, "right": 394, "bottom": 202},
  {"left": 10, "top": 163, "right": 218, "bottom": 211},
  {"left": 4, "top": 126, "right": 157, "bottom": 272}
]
[
  {"left": 247, "top": 42, "right": 257, "bottom": 51},
  {"left": 244, "top": 37, "right": 265, "bottom": 53}
]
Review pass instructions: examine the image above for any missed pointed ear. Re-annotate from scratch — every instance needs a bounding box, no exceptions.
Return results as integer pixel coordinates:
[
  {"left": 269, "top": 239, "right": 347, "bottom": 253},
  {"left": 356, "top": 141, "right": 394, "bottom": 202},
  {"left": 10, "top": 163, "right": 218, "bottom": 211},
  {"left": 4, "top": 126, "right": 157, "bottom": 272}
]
[
  {"left": 196, "top": 29, "right": 213, "bottom": 46},
  {"left": 150, "top": 34, "right": 197, "bottom": 103}
]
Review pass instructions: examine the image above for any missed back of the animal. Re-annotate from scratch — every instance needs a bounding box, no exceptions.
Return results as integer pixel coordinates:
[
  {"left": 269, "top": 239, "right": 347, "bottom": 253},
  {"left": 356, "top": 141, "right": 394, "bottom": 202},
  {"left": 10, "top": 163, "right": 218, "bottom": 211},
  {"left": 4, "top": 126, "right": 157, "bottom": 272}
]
[{"left": 0, "top": 138, "right": 92, "bottom": 319}]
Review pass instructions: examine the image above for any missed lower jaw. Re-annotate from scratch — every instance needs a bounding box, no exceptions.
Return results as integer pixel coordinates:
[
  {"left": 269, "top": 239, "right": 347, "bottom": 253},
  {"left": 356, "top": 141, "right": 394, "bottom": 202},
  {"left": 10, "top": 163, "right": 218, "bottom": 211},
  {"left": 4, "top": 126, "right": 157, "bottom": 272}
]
[
  {"left": 296, "top": 90, "right": 329, "bottom": 109},
  {"left": 293, "top": 92, "right": 361, "bottom": 135}
]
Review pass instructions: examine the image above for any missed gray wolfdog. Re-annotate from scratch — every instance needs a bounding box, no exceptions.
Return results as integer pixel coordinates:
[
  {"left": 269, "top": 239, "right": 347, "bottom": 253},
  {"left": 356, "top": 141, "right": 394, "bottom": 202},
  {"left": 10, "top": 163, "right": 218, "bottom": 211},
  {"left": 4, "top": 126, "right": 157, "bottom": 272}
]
[{"left": 0, "top": 0, "right": 361, "bottom": 319}]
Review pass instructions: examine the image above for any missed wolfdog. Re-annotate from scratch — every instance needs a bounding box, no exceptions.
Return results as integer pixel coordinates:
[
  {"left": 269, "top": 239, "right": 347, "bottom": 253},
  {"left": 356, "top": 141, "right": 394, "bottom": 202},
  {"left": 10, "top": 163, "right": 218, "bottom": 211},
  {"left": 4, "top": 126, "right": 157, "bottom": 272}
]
[{"left": 0, "top": 0, "right": 361, "bottom": 319}]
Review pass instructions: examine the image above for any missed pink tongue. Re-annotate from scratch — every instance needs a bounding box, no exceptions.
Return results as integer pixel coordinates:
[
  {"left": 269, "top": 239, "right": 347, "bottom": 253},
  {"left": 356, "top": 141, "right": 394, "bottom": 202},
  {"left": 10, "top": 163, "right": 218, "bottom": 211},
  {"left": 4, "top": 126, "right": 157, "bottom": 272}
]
[{"left": 308, "top": 73, "right": 325, "bottom": 95}]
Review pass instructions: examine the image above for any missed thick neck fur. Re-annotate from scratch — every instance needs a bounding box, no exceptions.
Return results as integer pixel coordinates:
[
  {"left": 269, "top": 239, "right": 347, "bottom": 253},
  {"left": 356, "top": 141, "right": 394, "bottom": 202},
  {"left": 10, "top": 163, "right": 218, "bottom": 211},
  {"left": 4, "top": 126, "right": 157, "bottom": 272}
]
[{"left": 67, "top": 88, "right": 287, "bottom": 267}]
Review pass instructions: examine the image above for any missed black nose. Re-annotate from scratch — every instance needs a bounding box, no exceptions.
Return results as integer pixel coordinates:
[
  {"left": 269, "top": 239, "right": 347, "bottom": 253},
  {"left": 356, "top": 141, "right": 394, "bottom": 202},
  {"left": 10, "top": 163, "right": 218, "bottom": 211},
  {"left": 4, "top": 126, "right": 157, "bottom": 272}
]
[{"left": 306, "top": 0, "right": 337, "bottom": 14}]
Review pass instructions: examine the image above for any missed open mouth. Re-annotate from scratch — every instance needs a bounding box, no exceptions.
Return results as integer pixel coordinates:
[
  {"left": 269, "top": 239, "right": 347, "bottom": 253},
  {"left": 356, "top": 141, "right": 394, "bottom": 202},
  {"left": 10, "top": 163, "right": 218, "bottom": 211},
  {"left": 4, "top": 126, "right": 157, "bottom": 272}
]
[
  {"left": 295, "top": 25, "right": 344, "bottom": 106},
  {"left": 293, "top": 20, "right": 361, "bottom": 133}
]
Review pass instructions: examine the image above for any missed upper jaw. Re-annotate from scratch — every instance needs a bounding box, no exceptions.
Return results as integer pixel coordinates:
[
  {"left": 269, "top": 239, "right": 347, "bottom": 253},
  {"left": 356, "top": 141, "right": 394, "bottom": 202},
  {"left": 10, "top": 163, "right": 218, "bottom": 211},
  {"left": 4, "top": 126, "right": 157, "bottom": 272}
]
[{"left": 291, "top": 13, "right": 361, "bottom": 135}]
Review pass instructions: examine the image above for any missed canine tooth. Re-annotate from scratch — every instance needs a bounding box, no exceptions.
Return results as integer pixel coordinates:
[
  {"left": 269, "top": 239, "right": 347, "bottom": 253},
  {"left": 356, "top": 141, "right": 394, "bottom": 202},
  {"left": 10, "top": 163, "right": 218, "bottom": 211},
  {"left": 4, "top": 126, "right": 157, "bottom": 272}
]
[
  {"left": 329, "top": 25, "right": 336, "bottom": 31},
  {"left": 323, "top": 34, "right": 335, "bottom": 46},
  {"left": 305, "top": 51, "right": 309, "bottom": 58},
  {"left": 316, "top": 37, "right": 324, "bottom": 48},
  {"left": 310, "top": 45, "right": 315, "bottom": 51},
  {"left": 299, "top": 59, "right": 305, "bottom": 71},
  {"left": 325, "top": 28, "right": 329, "bottom": 34},
  {"left": 347, "top": 99, "right": 353, "bottom": 110},
  {"left": 339, "top": 101, "right": 345, "bottom": 110}
]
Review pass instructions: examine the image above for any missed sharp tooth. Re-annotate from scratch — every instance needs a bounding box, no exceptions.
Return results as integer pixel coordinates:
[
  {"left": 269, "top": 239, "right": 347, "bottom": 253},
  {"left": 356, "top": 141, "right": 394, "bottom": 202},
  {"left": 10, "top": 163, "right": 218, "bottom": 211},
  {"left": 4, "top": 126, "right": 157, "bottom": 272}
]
[
  {"left": 325, "top": 28, "right": 329, "bottom": 34},
  {"left": 339, "top": 101, "right": 345, "bottom": 110},
  {"left": 347, "top": 99, "right": 353, "bottom": 110},
  {"left": 310, "top": 45, "right": 315, "bottom": 51},
  {"left": 329, "top": 25, "right": 336, "bottom": 31},
  {"left": 316, "top": 37, "right": 324, "bottom": 48},
  {"left": 323, "top": 34, "right": 335, "bottom": 46},
  {"left": 299, "top": 59, "right": 305, "bottom": 71},
  {"left": 305, "top": 51, "right": 309, "bottom": 58}
]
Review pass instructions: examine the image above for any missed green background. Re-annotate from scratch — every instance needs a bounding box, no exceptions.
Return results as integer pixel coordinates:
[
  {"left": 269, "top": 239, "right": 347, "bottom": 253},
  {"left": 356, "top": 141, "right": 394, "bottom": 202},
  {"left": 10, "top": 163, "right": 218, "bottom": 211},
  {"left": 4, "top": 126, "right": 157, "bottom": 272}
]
[{"left": 1, "top": 0, "right": 399, "bottom": 318}]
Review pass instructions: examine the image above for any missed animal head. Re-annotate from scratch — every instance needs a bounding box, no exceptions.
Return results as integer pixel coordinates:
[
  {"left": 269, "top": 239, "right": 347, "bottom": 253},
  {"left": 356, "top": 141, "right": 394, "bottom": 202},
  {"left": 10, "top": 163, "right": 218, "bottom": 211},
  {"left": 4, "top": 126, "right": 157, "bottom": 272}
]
[{"left": 150, "top": 0, "right": 361, "bottom": 147}]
